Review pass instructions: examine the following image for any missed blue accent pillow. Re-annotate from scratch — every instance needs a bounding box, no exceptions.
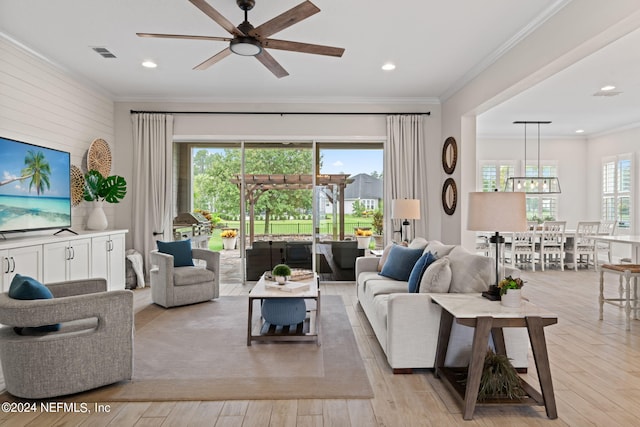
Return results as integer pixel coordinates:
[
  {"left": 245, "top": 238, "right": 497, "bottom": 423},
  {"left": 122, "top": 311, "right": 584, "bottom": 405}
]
[
  {"left": 157, "top": 239, "right": 194, "bottom": 267},
  {"left": 8, "top": 274, "right": 60, "bottom": 334},
  {"left": 379, "top": 245, "right": 424, "bottom": 282},
  {"left": 408, "top": 252, "right": 436, "bottom": 293}
]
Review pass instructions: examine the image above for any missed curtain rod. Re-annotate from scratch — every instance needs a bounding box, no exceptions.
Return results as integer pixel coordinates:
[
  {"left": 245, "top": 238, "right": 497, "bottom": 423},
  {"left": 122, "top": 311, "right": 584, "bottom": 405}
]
[{"left": 130, "top": 110, "right": 430, "bottom": 116}]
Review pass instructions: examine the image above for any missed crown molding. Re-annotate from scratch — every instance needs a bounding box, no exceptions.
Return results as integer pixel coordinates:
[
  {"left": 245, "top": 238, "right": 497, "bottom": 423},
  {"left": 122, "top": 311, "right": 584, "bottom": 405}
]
[{"left": 439, "top": 0, "right": 572, "bottom": 102}]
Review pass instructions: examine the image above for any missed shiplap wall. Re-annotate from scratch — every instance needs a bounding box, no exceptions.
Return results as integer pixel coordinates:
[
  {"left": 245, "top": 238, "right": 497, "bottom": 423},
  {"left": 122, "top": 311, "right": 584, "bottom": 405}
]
[{"left": 0, "top": 36, "right": 115, "bottom": 233}]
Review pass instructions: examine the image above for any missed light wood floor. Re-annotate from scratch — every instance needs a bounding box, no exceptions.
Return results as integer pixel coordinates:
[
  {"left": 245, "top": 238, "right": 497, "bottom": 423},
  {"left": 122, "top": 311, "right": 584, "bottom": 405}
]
[{"left": 2, "top": 268, "right": 640, "bottom": 426}]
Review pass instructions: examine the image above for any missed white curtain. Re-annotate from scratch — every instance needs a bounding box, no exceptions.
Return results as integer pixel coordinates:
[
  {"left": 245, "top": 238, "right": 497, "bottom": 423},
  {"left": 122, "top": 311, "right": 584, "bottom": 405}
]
[
  {"left": 385, "top": 115, "right": 428, "bottom": 241},
  {"left": 131, "top": 113, "right": 174, "bottom": 277}
]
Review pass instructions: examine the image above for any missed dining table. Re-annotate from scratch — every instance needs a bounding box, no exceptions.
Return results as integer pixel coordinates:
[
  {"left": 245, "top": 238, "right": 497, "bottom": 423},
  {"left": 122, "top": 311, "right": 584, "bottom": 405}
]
[{"left": 590, "top": 235, "right": 640, "bottom": 263}]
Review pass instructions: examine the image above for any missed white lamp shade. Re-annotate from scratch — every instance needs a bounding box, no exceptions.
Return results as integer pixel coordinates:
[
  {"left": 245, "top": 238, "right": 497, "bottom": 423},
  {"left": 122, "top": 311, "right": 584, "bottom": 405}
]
[
  {"left": 467, "top": 192, "right": 527, "bottom": 232},
  {"left": 391, "top": 199, "right": 421, "bottom": 220}
]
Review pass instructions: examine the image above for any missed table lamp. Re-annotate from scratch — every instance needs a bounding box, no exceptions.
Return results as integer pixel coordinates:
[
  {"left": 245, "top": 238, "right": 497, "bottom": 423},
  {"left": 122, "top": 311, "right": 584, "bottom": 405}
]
[
  {"left": 391, "top": 199, "right": 421, "bottom": 242},
  {"left": 467, "top": 192, "right": 527, "bottom": 291}
]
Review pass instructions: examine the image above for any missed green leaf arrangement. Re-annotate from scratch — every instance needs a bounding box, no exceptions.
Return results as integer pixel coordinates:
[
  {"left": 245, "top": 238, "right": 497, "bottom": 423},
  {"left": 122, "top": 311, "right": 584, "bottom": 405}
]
[
  {"left": 272, "top": 264, "right": 292, "bottom": 277},
  {"left": 83, "top": 170, "right": 127, "bottom": 203},
  {"left": 477, "top": 349, "right": 526, "bottom": 401}
]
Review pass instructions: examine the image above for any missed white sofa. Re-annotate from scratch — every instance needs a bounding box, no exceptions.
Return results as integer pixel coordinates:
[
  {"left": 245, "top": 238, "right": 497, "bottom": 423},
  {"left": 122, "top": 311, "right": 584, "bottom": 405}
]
[{"left": 355, "top": 239, "right": 529, "bottom": 373}]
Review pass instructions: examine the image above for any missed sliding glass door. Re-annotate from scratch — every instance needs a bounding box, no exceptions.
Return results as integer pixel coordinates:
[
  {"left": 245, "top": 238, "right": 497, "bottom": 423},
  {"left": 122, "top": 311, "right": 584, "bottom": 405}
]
[{"left": 180, "top": 141, "right": 383, "bottom": 284}]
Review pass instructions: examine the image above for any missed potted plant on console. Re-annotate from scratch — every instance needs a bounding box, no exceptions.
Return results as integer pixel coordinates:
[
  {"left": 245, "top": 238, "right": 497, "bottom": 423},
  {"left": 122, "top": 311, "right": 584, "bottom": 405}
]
[
  {"left": 272, "top": 263, "right": 292, "bottom": 285},
  {"left": 498, "top": 276, "right": 524, "bottom": 307},
  {"left": 83, "top": 169, "right": 127, "bottom": 230}
]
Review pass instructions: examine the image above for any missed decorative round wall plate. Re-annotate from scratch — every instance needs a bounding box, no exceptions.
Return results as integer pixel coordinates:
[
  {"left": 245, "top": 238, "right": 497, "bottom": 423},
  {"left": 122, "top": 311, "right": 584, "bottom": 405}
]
[
  {"left": 70, "top": 165, "right": 85, "bottom": 207},
  {"left": 442, "top": 178, "right": 457, "bottom": 215},
  {"left": 442, "top": 136, "right": 458, "bottom": 175},
  {"left": 87, "top": 138, "right": 112, "bottom": 177}
]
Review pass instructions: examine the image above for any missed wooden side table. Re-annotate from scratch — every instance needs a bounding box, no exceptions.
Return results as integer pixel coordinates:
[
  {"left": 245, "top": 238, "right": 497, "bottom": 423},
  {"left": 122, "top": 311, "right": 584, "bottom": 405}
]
[{"left": 431, "top": 294, "right": 558, "bottom": 420}]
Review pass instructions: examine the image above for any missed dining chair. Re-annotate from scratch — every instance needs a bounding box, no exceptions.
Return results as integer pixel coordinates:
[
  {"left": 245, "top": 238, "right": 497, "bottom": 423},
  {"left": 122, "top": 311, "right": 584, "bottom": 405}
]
[
  {"left": 565, "top": 221, "right": 600, "bottom": 271},
  {"left": 537, "top": 221, "right": 567, "bottom": 271},
  {"left": 506, "top": 229, "right": 536, "bottom": 271},
  {"left": 596, "top": 220, "right": 618, "bottom": 266},
  {"left": 475, "top": 234, "right": 490, "bottom": 256}
]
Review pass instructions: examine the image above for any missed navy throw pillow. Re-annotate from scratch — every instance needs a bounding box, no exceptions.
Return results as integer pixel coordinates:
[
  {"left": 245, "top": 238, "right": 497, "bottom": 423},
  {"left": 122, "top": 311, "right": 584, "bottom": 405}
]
[
  {"left": 379, "top": 245, "right": 424, "bottom": 282},
  {"left": 8, "top": 274, "right": 60, "bottom": 334},
  {"left": 407, "top": 252, "right": 436, "bottom": 293},
  {"left": 157, "top": 239, "right": 194, "bottom": 267}
]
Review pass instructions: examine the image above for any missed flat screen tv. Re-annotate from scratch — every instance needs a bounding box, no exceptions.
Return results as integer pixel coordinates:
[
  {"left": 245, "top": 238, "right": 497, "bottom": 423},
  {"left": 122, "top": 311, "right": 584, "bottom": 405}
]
[{"left": 0, "top": 136, "right": 72, "bottom": 233}]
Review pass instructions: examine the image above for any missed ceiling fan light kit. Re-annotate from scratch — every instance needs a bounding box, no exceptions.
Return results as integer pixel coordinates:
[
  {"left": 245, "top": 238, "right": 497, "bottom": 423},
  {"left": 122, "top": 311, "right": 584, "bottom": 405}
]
[
  {"left": 138, "top": 0, "right": 344, "bottom": 78},
  {"left": 230, "top": 37, "right": 262, "bottom": 56}
]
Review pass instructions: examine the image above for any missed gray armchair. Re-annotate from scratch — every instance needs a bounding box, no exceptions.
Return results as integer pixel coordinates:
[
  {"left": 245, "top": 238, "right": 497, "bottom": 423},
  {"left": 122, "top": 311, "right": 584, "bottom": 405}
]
[
  {"left": 150, "top": 248, "right": 220, "bottom": 308},
  {"left": 0, "top": 278, "right": 134, "bottom": 399}
]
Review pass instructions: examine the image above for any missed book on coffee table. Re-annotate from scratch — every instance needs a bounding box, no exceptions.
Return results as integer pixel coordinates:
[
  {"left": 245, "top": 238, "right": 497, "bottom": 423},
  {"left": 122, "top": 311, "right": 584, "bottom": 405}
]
[{"left": 264, "top": 281, "right": 310, "bottom": 293}]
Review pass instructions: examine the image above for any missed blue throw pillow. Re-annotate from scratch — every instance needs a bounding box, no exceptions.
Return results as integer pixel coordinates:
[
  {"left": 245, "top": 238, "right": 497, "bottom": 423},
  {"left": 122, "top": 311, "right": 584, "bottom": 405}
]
[
  {"left": 8, "top": 274, "right": 60, "bottom": 334},
  {"left": 408, "top": 252, "right": 436, "bottom": 293},
  {"left": 379, "top": 245, "right": 424, "bottom": 282},
  {"left": 157, "top": 239, "right": 194, "bottom": 267}
]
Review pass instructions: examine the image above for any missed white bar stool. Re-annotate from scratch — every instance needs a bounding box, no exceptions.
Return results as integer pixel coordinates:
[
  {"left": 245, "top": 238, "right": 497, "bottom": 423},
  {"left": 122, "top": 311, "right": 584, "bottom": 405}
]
[{"left": 599, "top": 264, "right": 640, "bottom": 330}]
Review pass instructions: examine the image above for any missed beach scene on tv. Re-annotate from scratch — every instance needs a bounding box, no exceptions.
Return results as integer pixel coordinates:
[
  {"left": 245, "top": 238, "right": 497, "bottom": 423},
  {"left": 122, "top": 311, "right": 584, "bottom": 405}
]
[{"left": 0, "top": 137, "right": 72, "bottom": 233}]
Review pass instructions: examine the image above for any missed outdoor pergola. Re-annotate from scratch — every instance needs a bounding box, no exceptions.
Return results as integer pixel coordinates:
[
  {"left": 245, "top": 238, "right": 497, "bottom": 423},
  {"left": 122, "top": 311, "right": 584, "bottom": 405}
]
[{"left": 230, "top": 174, "right": 354, "bottom": 243}]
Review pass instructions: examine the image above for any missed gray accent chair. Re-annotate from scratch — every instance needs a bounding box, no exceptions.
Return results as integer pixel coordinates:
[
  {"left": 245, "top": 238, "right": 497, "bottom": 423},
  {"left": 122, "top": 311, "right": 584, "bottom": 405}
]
[
  {"left": 0, "top": 278, "right": 134, "bottom": 399},
  {"left": 150, "top": 248, "right": 220, "bottom": 308}
]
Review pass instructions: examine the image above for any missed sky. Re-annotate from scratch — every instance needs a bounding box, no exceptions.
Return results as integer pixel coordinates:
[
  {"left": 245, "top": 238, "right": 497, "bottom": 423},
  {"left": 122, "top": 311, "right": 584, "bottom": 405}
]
[
  {"left": 320, "top": 149, "right": 383, "bottom": 176},
  {"left": 0, "top": 136, "right": 71, "bottom": 197}
]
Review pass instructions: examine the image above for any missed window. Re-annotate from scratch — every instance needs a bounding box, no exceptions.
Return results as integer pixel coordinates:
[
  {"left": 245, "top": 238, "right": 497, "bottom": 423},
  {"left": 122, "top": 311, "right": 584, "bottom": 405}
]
[
  {"left": 602, "top": 154, "right": 633, "bottom": 230},
  {"left": 524, "top": 162, "right": 559, "bottom": 222},
  {"left": 478, "top": 161, "right": 515, "bottom": 192}
]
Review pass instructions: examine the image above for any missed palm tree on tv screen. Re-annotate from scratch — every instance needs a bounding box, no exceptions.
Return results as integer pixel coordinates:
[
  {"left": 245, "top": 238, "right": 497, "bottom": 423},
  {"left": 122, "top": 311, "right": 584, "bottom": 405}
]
[{"left": 0, "top": 150, "right": 51, "bottom": 195}]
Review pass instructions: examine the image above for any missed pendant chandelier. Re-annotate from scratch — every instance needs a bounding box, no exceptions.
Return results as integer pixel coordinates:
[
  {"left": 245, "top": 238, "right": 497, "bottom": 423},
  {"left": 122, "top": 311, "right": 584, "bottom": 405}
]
[{"left": 504, "top": 120, "right": 561, "bottom": 194}]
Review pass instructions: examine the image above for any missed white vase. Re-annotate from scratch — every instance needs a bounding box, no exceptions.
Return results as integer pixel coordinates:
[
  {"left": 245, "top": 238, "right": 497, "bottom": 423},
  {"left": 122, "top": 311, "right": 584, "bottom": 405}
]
[
  {"left": 275, "top": 275, "right": 286, "bottom": 284},
  {"left": 357, "top": 236, "right": 371, "bottom": 249},
  {"left": 86, "top": 201, "right": 108, "bottom": 230},
  {"left": 222, "top": 237, "right": 237, "bottom": 250},
  {"left": 501, "top": 289, "right": 522, "bottom": 307}
]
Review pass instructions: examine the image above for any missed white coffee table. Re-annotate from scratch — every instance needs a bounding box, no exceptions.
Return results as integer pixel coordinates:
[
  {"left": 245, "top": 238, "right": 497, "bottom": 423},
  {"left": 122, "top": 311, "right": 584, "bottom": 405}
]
[{"left": 247, "top": 273, "right": 320, "bottom": 346}]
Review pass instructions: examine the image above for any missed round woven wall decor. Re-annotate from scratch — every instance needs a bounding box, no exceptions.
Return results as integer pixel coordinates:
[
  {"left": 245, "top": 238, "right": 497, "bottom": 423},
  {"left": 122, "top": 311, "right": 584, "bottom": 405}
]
[
  {"left": 87, "top": 138, "right": 112, "bottom": 177},
  {"left": 70, "top": 165, "right": 85, "bottom": 207}
]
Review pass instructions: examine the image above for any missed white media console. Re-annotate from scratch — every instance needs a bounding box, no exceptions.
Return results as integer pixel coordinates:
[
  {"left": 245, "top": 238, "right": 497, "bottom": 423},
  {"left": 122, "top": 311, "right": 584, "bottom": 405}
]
[{"left": 0, "top": 229, "right": 128, "bottom": 292}]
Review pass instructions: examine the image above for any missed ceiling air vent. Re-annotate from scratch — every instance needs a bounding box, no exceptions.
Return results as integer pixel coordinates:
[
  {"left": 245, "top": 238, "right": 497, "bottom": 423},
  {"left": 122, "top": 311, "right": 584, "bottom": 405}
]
[
  {"left": 593, "top": 90, "right": 622, "bottom": 97},
  {"left": 91, "top": 47, "right": 117, "bottom": 58}
]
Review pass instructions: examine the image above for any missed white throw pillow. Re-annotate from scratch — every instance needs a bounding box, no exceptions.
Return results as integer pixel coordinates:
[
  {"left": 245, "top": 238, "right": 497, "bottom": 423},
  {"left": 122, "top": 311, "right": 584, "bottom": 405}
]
[
  {"left": 419, "top": 256, "right": 452, "bottom": 293},
  {"left": 447, "top": 246, "right": 493, "bottom": 293},
  {"left": 424, "top": 240, "right": 456, "bottom": 258},
  {"left": 408, "top": 237, "right": 428, "bottom": 250}
]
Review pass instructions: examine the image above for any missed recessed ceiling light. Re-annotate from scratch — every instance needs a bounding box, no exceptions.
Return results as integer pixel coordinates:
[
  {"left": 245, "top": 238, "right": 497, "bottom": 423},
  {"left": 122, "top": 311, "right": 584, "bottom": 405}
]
[
  {"left": 381, "top": 63, "right": 396, "bottom": 71},
  {"left": 575, "top": 129, "right": 585, "bottom": 134},
  {"left": 142, "top": 60, "right": 157, "bottom": 68},
  {"left": 600, "top": 85, "right": 616, "bottom": 91}
]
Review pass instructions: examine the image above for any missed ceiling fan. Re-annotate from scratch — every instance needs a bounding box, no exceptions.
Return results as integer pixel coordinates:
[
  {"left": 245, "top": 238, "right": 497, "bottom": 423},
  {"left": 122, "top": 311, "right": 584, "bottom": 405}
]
[{"left": 137, "top": 0, "right": 345, "bottom": 78}]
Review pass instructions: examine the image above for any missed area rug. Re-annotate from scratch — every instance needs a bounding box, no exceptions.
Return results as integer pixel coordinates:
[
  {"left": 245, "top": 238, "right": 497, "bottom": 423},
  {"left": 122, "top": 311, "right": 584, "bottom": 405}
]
[{"left": 78, "top": 295, "right": 373, "bottom": 401}]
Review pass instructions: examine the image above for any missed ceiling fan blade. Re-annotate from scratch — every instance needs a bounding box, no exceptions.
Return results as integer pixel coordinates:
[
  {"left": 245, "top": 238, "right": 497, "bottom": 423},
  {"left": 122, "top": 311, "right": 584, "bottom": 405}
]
[
  {"left": 193, "top": 47, "right": 232, "bottom": 70},
  {"left": 137, "top": 33, "right": 231, "bottom": 42},
  {"left": 255, "top": 50, "right": 289, "bottom": 78},
  {"left": 263, "top": 39, "right": 344, "bottom": 57},
  {"left": 251, "top": 1, "right": 320, "bottom": 39},
  {"left": 189, "top": 0, "right": 244, "bottom": 36}
]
